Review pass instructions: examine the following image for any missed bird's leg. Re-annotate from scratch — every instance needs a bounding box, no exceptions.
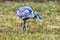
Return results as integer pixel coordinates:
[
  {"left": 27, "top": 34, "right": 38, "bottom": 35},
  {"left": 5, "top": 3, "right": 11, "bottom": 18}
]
[{"left": 23, "top": 20, "right": 26, "bottom": 32}]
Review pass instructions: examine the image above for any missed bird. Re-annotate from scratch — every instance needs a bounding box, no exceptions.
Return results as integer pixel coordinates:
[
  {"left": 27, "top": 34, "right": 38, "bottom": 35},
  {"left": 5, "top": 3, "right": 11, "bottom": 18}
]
[{"left": 16, "top": 6, "right": 43, "bottom": 32}]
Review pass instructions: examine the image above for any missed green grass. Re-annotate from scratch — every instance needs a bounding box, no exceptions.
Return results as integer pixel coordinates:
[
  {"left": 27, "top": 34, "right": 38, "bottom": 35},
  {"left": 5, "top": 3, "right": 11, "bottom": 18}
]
[{"left": 0, "top": 1, "right": 60, "bottom": 40}]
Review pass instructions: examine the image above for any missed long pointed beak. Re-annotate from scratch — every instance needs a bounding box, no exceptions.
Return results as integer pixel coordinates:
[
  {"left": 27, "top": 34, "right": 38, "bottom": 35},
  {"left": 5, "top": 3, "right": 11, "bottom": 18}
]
[{"left": 39, "top": 20, "right": 43, "bottom": 24}]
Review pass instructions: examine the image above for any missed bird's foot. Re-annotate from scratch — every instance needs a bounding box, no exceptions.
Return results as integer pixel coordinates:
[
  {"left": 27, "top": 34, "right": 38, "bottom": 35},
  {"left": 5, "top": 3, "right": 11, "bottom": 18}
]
[{"left": 23, "top": 27, "right": 26, "bottom": 32}]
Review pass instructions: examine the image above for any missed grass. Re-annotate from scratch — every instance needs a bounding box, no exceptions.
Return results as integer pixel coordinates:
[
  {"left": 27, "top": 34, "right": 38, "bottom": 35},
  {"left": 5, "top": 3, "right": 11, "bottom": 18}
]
[{"left": 0, "top": 1, "right": 60, "bottom": 40}]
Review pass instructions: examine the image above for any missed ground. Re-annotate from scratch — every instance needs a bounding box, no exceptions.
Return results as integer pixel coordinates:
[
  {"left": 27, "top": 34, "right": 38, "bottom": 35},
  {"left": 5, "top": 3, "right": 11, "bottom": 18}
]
[{"left": 0, "top": 1, "right": 60, "bottom": 40}]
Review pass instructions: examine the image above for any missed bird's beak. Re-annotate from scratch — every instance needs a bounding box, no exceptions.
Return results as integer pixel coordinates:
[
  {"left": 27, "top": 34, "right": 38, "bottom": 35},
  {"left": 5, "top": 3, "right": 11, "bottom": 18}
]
[{"left": 39, "top": 20, "right": 43, "bottom": 24}]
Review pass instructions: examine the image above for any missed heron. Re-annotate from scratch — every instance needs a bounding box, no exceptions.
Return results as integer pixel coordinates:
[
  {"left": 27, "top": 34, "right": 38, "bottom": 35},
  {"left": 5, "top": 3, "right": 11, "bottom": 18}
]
[{"left": 16, "top": 6, "right": 43, "bottom": 32}]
